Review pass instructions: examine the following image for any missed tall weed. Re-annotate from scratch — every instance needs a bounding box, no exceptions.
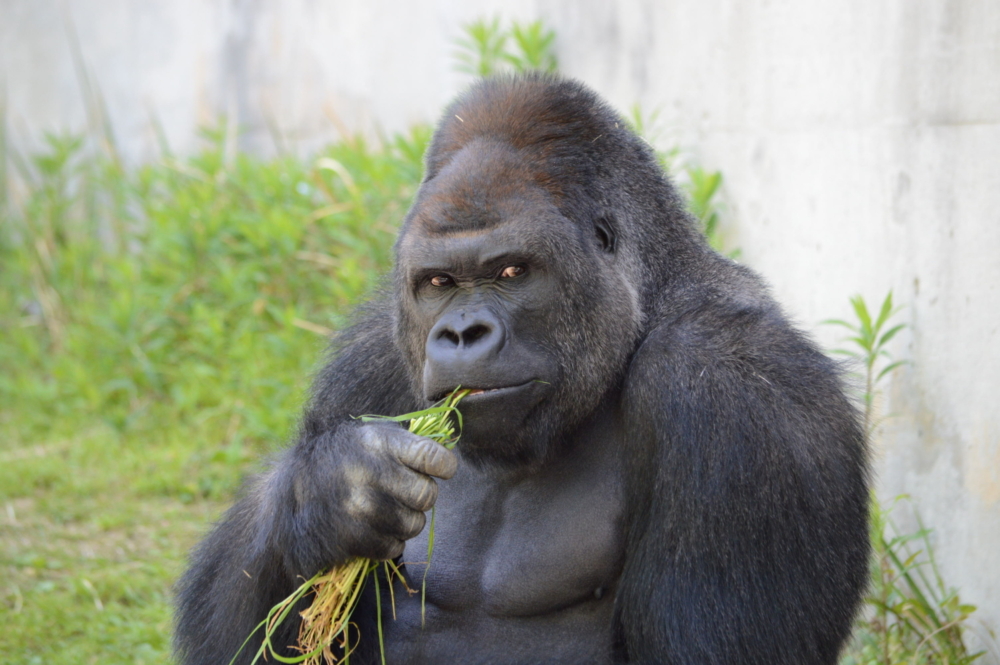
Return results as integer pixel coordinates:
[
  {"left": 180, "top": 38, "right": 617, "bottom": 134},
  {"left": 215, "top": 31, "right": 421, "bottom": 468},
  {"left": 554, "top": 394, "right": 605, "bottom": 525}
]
[
  {"left": 826, "top": 294, "right": 993, "bottom": 663},
  {"left": 840, "top": 499, "right": 987, "bottom": 665}
]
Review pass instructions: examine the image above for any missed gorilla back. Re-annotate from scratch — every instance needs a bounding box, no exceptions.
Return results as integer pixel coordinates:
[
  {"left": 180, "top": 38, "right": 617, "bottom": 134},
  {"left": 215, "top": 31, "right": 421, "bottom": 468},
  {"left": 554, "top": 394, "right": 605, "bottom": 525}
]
[{"left": 175, "top": 74, "right": 869, "bottom": 665}]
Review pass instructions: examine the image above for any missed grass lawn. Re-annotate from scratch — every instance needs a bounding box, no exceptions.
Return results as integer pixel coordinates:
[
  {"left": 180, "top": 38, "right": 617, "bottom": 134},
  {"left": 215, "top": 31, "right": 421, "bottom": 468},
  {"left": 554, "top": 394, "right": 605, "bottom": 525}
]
[{"left": 0, "top": 423, "right": 226, "bottom": 663}]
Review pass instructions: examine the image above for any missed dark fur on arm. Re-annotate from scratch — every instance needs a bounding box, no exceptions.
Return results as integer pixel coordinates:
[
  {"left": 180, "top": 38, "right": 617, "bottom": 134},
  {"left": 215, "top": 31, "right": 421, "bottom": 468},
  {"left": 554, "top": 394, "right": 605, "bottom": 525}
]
[{"left": 616, "top": 296, "right": 870, "bottom": 664}]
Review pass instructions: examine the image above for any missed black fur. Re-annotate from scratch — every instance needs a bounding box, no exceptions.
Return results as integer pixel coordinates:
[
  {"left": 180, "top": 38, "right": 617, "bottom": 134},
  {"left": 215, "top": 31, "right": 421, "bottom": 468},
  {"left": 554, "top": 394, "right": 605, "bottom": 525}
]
[{"left": 175, "top": 73, "right": 869, "bottom": 664}]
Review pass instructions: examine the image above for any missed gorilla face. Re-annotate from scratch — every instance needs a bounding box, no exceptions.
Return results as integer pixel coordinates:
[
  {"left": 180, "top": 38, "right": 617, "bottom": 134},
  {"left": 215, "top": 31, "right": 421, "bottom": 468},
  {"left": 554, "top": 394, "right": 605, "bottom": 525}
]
[{"left": 395, "top": 140, "right": 642, "bottom": 466}]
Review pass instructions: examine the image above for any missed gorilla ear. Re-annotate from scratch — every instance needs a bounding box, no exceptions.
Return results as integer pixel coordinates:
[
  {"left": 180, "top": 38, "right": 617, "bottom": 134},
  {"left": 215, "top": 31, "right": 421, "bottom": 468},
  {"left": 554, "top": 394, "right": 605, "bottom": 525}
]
[{"left": 594, "top": 216, "right": 617, "bottom": 254}]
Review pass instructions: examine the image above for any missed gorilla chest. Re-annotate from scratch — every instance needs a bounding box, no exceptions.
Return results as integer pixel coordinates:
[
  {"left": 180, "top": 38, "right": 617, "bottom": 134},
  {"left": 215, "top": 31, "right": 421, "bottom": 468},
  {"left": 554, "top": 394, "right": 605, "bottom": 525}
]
[{"left": 401, "top": 444, "right": 626, "bottom": 617}]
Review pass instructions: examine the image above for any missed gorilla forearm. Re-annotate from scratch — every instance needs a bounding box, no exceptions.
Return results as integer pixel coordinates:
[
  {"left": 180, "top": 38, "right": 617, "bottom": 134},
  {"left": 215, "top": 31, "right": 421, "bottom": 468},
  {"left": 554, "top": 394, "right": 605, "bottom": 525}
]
[
  {"left": 173, "top": 469, "right": 303, "bottom": 665},
  {"left": 617, "top": 300, "right": 868, "bottom": 664}
]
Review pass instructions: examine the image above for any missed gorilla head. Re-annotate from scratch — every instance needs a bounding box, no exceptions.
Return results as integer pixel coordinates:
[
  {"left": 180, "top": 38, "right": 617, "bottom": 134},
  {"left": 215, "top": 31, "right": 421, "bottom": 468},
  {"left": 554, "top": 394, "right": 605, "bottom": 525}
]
[{"left": 393, "top": 75, "right": 698, "bottom": 466}]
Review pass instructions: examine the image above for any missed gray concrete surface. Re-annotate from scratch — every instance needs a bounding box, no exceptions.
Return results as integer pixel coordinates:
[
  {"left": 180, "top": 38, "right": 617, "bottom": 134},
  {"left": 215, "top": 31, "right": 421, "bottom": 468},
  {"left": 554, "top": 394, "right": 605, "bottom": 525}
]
[{"left": 2, "top": 0, "right": 998, "bottom": 656}]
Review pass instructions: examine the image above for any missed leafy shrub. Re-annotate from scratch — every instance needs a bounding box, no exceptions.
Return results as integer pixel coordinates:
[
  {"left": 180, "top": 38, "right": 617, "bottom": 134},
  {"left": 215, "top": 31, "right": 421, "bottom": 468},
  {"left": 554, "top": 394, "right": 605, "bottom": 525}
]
[
  {"left": 1, "top": 124, "right": 428, "bottom": 465},
  {"left": 454, "top": 17, "right": 558, "bottom": 76}
]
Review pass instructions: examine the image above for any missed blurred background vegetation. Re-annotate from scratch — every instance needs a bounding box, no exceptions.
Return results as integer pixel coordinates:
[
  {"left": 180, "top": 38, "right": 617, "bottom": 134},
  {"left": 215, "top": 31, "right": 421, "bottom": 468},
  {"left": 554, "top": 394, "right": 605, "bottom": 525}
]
[
  {"left": 0, "top": 118, "right": 430, "bottom": 662},
  {"left": 0, "top": 17, "right": 991, "bottom": 665}
]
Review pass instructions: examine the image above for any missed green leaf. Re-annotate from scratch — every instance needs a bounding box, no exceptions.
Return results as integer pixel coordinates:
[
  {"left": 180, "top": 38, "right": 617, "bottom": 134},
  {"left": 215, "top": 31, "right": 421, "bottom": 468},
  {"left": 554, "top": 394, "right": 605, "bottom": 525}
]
[
  {"left": 848, "top": 335, "right": 872, "bottom": 352},
  {"left": 874, "top": 291, "right": 894, "bottom": 331},
  {"left": 876, "top": 323, "right": 905, "bottom": 349},
  {"left": 507, "top": 21, "right": 558, "bottom": 72},
  {"left": 454, "top": 17, "right": 508, "bottom": 76},
  {"left": 876, "top": 360, "right": 907, "bottom": 382},
  {"left": 850, "top": 295, "right": 873, "bottom": 336}
]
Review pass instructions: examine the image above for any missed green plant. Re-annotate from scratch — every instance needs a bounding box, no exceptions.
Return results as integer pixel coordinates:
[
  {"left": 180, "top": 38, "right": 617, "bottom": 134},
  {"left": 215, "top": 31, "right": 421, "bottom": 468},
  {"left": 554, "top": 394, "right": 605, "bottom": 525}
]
[
  {"left": 824, "top": 292, "right": 907, "bottom": 433},
  {"left": 454, "top": 17, "right": 508, "bottom": 77},
  {"left": 0, "top": 123, "right": 427, "bottom": 662},
  {"left": 454, "top": 18, "right": 557, "bottom": 76},
  {"left": 841, "top": 498, "right": 987, "bottom": 665},
  {"left": 683, "top": 166, "right": 725, "bottom": 252},
  {"left": 1, "top": 121, "right": 430, "bottom": 444},
  {"left": 506, "top": 21, "right": 558, "bottom": 72},
  {"left": 825, "top": 296, "right": 994, "bottom": 663}
]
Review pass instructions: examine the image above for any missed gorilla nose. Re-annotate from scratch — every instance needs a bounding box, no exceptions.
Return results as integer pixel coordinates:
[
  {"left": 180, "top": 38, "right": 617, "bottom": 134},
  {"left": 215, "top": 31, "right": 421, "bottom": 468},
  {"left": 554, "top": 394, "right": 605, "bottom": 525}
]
[{"left": 426, "top": 308, "right": 505, "bottom": 370}]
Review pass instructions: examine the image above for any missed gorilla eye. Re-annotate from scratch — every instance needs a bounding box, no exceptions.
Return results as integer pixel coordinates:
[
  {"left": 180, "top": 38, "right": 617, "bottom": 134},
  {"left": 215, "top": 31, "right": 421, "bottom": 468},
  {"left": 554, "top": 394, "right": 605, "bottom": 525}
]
[
  {"left": 499, "top": 265, "right": 525, "bottom": 279},
  {"left": 430, "top": 275, "right": 454, "bottom": 287}
]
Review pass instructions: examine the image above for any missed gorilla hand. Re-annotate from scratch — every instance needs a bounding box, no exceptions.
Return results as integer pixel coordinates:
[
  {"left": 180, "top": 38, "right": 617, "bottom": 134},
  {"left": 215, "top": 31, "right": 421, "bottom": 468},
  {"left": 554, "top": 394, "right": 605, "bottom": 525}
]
[{"left": 280, "top": 422, "right": 458, "bottom": 575}]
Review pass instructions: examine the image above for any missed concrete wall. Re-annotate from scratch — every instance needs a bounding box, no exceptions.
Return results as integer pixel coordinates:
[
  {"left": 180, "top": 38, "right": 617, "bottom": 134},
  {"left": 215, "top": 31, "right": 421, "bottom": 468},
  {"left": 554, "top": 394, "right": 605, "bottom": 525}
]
[{"left": 3, "top": 0, "right": 998, "bottom": 655}]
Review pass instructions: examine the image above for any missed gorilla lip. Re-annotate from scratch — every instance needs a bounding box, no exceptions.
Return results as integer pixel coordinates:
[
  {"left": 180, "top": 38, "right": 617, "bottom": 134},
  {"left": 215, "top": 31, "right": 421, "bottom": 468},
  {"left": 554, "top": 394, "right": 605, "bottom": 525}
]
[{"left": 437, "top": 380, "right": 537, "bottom": 401}]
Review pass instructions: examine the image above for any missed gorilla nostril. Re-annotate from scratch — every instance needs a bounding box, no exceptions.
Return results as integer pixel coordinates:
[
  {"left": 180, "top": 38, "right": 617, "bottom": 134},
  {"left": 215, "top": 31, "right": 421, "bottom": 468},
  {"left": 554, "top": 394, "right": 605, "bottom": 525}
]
[
  {"left": 462, "top": 324, "right": 491, "bottom": 346},
  {"left": 439, "top": 329, "right": 461, "bottom": 346}
]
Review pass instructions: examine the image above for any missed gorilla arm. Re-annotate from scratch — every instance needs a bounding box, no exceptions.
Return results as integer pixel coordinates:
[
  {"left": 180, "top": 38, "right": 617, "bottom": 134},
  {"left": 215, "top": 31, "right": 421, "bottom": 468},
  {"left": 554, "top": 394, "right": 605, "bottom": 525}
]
[
  {"left": 173, "top": 306, "right": 444, "bottom": 665},
  {"left": 615, "top": 303, "right": 869, "bottom": 665}
]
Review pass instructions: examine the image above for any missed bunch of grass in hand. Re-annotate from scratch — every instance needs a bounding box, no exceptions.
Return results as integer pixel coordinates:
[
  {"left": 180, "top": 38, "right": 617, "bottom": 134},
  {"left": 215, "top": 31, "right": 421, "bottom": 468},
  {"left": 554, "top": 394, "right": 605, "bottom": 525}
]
[{"left": 233, "top": 389, "right": 469, "bottom": 665}]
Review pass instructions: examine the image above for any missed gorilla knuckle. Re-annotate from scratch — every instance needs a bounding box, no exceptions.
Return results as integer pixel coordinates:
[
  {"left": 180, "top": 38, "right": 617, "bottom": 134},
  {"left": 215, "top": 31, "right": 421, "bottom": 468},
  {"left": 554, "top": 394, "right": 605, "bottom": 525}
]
[
  {"left": 409, "top": 476, "right": 439, "bottom": 512},
  {"left": 358, "top": 424, "right": 391, "bottom": 455},
  {"left": 385, "top": 538, "right": 406, "bottom": 561},
  {"left": 397, "top": 509, "right": 426, "bottom": 540},
  {"left": 343, "top": 484, "right": 376, "bottom": 521},
  {"left": 429, "top": 445, "right": 458, "bottom": 479},
  {"left": 396, "top": 435, "right": 456, "bottom": 479}
]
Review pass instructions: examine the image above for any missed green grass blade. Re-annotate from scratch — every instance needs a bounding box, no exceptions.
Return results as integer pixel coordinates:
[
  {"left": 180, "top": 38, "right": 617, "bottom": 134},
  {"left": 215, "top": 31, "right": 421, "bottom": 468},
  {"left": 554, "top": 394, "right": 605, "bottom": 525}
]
[
  {"left": 876, "top": 323, "right": 906, "bottom": 351},
  {"left": 876, "top": 360, "right": 907, "bottom": 382},
  {"left": 875, "top": 291, "right": 894, "bottom": 331},
  {"left": 850, "top": 295, "right": 873, "bottom": 338},
  {"left": 375, "top": 567, "right": 386, "bottom": 665}
]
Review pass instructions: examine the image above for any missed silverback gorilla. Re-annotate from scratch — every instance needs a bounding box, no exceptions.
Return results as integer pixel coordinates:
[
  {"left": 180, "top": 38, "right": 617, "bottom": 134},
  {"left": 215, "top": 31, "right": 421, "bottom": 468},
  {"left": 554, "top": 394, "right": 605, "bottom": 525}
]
[{"left": 175, "top": 74, "right": 870, "bottom": 664}]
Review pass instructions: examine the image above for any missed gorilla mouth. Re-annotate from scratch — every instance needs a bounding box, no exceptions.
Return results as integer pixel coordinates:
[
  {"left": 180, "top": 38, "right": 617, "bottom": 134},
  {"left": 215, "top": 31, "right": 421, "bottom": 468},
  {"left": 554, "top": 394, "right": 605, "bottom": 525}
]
[
  {"left": 433, "top": 381, "right": 538, "bottom": 402},
  {"left": 467, "top": 387, "right": 503, "bottom": 396}
]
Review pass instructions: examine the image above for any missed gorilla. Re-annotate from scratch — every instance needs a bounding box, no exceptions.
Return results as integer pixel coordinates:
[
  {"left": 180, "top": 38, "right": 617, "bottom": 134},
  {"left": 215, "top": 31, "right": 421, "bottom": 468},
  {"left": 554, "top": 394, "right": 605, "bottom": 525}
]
[{"left": 175, "top": 73, "right": 869, "bottom": 664}]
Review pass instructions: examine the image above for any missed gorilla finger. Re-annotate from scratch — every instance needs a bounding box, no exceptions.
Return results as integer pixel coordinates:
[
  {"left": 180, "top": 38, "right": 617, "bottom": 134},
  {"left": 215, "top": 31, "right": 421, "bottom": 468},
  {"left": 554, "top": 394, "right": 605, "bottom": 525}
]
[
  {"left": 368, "top": 499, "right": 427, "bottom": 542},
  {"left": 386, "top": 472, "right": 438, "bottom": 512},
  {"left": 355, "top": 534, "right": 405, "bottom": 562},
  {"left": 384, "top": 538, "right": 406, "bottom": 561},
  {"left": 395, "top": 508, "right": 427, "bottom": 540},
  {"left": 391, "top": 435, "right": 458, "bottom": 479}
]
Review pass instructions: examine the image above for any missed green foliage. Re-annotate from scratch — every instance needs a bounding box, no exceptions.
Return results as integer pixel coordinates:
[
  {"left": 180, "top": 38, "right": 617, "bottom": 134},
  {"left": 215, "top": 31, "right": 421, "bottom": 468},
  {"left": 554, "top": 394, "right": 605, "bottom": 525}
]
[
  {"left": 0, "top": 124, "right": 428, "bottom": 662},
  {"left": 825, "top": 295, "right": 995, "bottom": 663},
  {"left": 454, "top": 17, "right": 508, "bottom": 77},
  {"left": 824, "top": 292, "right": 907, "bottom": 433},
  {"left": 1, "top": 124, "right": 428, "bottom": 451},
  {"left": 683, "top": 166, "right": 725, "bottom": 251},
  {"left": 840, "top": 498, "right": 987, "bottom": 665},
  {"left": 454, "top": 17, "right": 558, "bottom": 76},
  {"left": 506, "top": 21, "right": 558, "bottom": 73}
]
